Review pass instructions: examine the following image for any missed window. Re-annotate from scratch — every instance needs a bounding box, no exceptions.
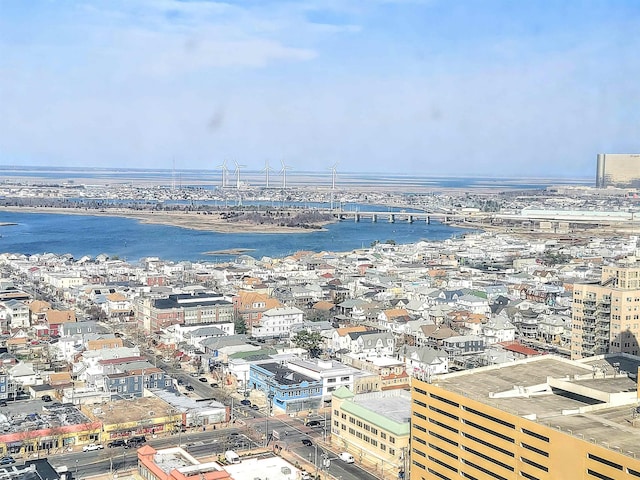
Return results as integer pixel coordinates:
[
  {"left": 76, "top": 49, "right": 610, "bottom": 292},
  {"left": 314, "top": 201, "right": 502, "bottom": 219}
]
[{"left": 520, "top": 457, "right": 548, "bottom": 472}]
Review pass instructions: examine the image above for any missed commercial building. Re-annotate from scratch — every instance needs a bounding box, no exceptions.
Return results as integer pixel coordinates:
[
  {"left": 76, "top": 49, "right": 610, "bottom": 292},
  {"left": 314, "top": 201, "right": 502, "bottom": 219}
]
[
  {"left": 572, "top": 258, "right": 640, "bottom": 359},
  {"left": 249, "top": 362, "right": 323, "bottom": 414},
  {"left": 410, "top": 354, "right": 640, "bottom": 480},
  {"left": 596, "top": 153, "right": 640, "bottom": 188},
  {"left": 331, "top": 386, "right": 410, "bottom": 479},
  {"left": 135, "top": 292, "right": 234, "bottom": 332},
  {"left": 83, "top": 396, "right": 182, "bottom": 441},
  {"left": 0, "top": 400, "right": 101, "bottom": 455},
  {"left": 137, "top": 445, "right": 231, "bottom": 480}
]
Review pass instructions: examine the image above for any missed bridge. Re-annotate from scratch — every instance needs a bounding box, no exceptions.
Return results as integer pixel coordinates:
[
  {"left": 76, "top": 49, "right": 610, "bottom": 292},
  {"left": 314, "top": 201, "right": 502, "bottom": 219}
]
[{"left": 329, "top": 210, "right": 467, "bottom": 224}]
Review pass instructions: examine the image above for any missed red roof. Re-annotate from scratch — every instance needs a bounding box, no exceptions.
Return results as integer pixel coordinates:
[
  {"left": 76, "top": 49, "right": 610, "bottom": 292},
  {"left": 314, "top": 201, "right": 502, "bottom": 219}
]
[{"left": 498, "top": 342, "right": 542, "bottom": 356}]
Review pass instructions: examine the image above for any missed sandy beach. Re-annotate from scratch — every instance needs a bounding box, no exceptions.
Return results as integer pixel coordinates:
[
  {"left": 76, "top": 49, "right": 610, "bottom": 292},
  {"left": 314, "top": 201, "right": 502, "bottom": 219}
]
[{"left": 0, "top": 206, "right": 334, "bottom": 234}]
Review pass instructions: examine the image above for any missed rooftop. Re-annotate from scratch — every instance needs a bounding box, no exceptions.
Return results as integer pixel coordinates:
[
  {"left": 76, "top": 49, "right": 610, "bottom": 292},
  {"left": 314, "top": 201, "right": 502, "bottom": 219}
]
[
  {"left": 223, "top": 455, "right": 302, "bottom": 480},
  {"left": 85, "top": 396, "right": 173, "bottom": 425},
  {"left": 430, "top": 354, "right": 640, "bottom": 457}
]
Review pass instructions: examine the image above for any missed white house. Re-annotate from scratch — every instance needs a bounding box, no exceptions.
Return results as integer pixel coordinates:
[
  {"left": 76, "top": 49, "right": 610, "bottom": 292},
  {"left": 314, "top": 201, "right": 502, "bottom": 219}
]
[
  {"left": 3, "top": 300, "right": 30, "bottom": 329},
  {"left": 482, "top": 313, "right": 516, "bottom": 345},
  {"left": 251, "top": 306, "right": 304, "bottom": 338},
  {"left": 349, "top": 332, "right": 395, "bottom": 357},
  {"left": 456, "top": 294, "right": 491, "bottom": 315},
  {"left": 402, "top": 346, "right": 449, "bottom": 378}
]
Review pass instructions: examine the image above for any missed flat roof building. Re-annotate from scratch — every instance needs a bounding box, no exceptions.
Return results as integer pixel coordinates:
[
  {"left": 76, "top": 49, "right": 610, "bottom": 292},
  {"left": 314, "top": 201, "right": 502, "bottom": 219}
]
[
  {"left": 411, "top": 354, "right": 640, "bottom": 480},
  {"left": 332, "top": 386, "right": 410, "bottom": 478}
]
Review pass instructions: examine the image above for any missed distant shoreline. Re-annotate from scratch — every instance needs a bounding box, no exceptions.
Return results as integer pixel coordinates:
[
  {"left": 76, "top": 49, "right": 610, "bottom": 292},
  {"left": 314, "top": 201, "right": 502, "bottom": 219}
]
[
  {"left": 203, "top": 248, "right": 256, "bottom": 255},
  {"left": 0, "top": 206, "right": 333, "bottom": 234}
]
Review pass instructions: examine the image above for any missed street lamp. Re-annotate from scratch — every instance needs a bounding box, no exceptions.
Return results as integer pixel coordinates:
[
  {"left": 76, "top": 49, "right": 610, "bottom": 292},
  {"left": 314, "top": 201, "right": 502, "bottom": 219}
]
[
  {"left": 75, "top": 459, "right": 78, "bottom": 478},
  {"left": 264, "top": 389, "right": 274, "bottom": 447}
]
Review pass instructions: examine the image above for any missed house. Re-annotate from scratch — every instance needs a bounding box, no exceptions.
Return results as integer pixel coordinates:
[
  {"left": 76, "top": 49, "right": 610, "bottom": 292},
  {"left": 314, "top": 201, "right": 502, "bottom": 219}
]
[
  {"left": 3, "top": 300, "right": 30, "bottom": 329},
  {"left": 28, "top": 300, "right": 51, "bottom": 325},
  {"left": 401, "top": 345, "right": 449, "bottom": 377},
  {"left": 45, "top": 309, "right": 77, "bottom": 336},
  {"left": 250, "top": 306, "right": 304, "bottom": 339},
  {"left": 482, "top": 313, "right": 516, "bottom": 345},
  {"left": 350, "top": 331, "right": 395, "bottom": 357},
  {"left": 441, "top": 335, "right": 485, "bottom": 358},
  {"left": 330, "top": 326, "right": 368, "bottom": 354}
]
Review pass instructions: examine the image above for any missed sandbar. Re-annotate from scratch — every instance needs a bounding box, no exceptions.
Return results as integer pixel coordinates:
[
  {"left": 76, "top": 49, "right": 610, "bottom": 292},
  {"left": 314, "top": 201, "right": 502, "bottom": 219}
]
[{"left": 0, "top": 206, "right": 333, "bottom": 234}]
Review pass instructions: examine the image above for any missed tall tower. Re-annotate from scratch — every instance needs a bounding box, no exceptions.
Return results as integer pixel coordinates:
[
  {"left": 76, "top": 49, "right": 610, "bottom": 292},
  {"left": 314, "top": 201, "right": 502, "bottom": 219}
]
[
  {"left": 596, "top": 153, "right": 605, "bottom": 188},
  {"left": 571, "top": 257, "right": 640, "bottom": 359}
]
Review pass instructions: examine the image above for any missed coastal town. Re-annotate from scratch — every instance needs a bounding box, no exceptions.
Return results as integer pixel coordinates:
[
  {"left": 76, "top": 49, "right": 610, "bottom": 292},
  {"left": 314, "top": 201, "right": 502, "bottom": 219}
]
[{"left": 1, "top": 169, "right": 640, "bottom": 479}]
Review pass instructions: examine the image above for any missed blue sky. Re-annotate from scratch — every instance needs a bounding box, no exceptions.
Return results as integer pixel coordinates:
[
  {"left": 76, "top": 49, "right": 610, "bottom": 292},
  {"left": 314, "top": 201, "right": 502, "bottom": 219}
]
[{"left": 1, "top": 0, "right": 639, "bottom": 178}]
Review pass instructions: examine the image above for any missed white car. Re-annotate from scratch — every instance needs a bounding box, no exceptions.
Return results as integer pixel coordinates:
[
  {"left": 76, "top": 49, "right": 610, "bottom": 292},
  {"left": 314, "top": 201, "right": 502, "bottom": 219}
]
[{"left": 83, "top": 443, "right": 104, "bottom": 452}]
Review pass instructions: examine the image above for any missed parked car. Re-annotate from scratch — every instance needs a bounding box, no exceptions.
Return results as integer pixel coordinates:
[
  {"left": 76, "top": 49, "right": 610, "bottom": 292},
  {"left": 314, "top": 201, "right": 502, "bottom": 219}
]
[
  {"left": 306, "top": 420, "right": 321, "bottom": 427},
  {"left": 0, "top": 456, "right": 15, "bottom": 465},
  {"left": 41, "top": 395, "right": 52, "bottom": 402},
  {"left": 127, "top": 436, "right": 147, "bottom": 448},
  {"left": 240, "top": 399, "right": 251, "bottom": 406},
  {"left": 301, "top": 439, "right": 313, "bottom": 446},
  {"left": 185, "top": 385, "right": 195, "bottom": 391},
  {"left": 83, "top": 443, "right": 104, "bottom": 452},
  {"left": 108, "top": 439, "right": 127, "bottom": 448},
  {"left": 198, "top": 377, "right": 208, "bottom": 383},
  {"left": 0, "top": 402, "right": 7, "bottom": 407}
]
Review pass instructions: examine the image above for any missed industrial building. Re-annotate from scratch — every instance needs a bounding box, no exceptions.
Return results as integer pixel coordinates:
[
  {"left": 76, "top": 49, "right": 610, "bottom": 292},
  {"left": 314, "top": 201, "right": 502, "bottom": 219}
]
[
  {"left": 596, "top": 153, "right": 640, "bottom": 188},
  {"left": 410, "top": 354, "right": 640, "bottom": 480},
  {"left": 572, "top": 257, "right": 640, "bottom": 360}
]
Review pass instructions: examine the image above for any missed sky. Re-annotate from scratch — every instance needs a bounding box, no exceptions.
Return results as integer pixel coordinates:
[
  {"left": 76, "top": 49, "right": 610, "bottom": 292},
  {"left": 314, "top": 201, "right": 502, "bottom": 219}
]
[{"left": 1, "top": 0, "right": 639, "bottom": 178}]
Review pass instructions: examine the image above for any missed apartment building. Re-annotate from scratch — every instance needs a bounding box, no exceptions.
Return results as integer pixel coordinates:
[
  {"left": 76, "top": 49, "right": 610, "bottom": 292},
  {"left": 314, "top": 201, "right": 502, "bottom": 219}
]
[
  {"left": 135, "top": 292, "right": 233, "bottom": 332},
  {"left": 410, "top": 354, "right": 640, "bottom": 480},
  {"left": 572, "top": 258, "right": 640, "bottom": 359}
]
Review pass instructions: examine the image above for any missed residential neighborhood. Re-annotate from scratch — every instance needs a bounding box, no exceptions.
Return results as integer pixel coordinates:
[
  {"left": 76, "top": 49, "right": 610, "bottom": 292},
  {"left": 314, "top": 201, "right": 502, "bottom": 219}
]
[{"left": 1, "top": 228, "right": 640, "bottom": 478}]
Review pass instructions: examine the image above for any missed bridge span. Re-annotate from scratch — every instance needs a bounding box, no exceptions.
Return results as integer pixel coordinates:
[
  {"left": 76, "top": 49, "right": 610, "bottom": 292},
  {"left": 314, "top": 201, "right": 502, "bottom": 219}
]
[{"left": 330, "top": 210, "right": 465, "bottom": 224}]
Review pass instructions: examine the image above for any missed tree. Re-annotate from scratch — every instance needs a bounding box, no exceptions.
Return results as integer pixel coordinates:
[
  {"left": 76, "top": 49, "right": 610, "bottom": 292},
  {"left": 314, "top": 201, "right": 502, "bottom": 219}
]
[
  {"left": 292, "top": 330, "right": 324, "bottom": 358},
  {"left": 234, "top": 315, "right": 247, "bottom": 335},
  {"left": 87, "top": 305, "right": 107, "bottom": 321}
]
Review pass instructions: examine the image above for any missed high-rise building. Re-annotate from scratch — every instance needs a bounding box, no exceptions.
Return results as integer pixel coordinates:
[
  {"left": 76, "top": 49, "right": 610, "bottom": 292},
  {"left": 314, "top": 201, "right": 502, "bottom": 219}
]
[
  {"left": 571, "top": 258, "right": 640, "bottom": 360},
  {"left": 596, "top": 153, "right": 640, "bottom": 188},
  {"left": 410, "top": 354, "right": 640, "bottom": 480}
]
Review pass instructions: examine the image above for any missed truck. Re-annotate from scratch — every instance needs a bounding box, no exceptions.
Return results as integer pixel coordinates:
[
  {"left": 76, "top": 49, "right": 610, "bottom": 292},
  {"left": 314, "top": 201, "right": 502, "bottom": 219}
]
[
  {"left": 224, "top": 450, "right": 240, "bottom": 464},
  {"left": 338, "top": 452, "right": 354, "bottom": 463}
]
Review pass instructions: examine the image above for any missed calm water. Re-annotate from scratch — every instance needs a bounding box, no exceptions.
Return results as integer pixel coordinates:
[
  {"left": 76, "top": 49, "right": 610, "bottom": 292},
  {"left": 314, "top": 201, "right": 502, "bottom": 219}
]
[{"left": 0, "top": 211, "right": 469, "bottom": 262}]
